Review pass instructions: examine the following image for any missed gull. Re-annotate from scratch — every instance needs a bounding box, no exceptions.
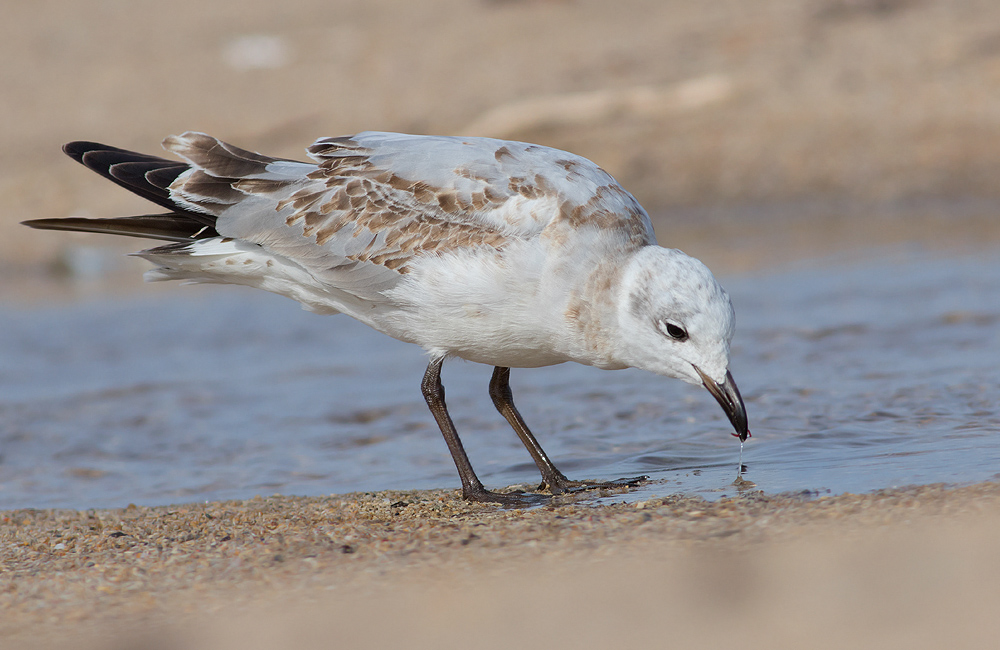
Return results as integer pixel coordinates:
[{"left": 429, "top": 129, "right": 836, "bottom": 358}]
[{"left": 24, "top": 131, "right": 750, "bottom": 505}]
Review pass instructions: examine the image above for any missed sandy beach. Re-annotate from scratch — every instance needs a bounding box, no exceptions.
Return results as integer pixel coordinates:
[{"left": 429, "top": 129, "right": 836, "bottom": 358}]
[
  {"left": 2, "top": 0, "right": 1000, "bottom": 647},
  {"left": 3, "top": 481, "right": 1000, "bottom": 649}
]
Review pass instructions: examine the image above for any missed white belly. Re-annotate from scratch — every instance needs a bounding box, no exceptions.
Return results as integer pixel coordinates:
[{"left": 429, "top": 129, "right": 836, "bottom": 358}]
[{"left": 377, "top": 243, "right": 575, "bottom": 367}]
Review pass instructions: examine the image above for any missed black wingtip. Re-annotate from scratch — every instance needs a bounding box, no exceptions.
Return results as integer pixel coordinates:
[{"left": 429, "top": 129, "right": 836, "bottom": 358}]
[
  {"left": 63, "top": 141, "right": 169, "bottom": 167},
  {"left": 57, "top": 141, "right": 205, "bottom": 219},
  {"left": 62, "top": 141, "right": 103, "bottom": 163}
]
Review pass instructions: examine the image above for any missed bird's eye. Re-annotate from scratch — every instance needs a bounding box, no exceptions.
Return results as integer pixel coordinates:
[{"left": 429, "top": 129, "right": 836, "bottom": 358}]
[{"left": 659, "top": 320, "right": 688, "bottom": 341}]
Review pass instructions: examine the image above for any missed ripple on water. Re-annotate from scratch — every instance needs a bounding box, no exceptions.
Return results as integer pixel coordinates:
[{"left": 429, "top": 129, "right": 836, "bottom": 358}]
[{"left": 0, "top": 249, "right": 997, "bottom": 509}]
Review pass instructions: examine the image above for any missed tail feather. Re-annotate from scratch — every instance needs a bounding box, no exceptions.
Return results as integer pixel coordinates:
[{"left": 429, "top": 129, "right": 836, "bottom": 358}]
[
  {"left": 22, "top": 214, "right": 213, "bottom": 243},
  {"left": 22, "top": 140, "right": 220, "bottom": 242}
]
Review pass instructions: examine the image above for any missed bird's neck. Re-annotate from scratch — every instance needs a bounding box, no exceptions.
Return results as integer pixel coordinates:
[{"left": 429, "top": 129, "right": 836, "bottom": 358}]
[{"left": 552, "top": 250, "right": 633, "bottom": 370}]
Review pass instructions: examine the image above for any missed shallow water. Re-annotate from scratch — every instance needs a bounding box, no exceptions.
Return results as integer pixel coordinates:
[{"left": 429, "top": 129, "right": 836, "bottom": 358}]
[{"left": 0, "top": 246, "right": 997, "bottom": 510}]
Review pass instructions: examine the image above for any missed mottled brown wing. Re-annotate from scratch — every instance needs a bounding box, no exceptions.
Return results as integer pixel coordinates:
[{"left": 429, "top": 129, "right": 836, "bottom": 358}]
[{"left": 162, "top": 131, "right": 655, "bottom": 299}]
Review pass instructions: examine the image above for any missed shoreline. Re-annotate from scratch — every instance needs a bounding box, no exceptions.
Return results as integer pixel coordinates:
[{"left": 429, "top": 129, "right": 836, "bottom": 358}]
[{"left": 4, "top": 480, "right": 1000, "bottom": 648}]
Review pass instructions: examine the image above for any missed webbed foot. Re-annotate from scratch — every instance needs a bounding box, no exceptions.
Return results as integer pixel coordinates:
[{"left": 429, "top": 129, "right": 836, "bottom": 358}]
[{"left": 541, "top": 474, "right": 648, "bottom": 495}]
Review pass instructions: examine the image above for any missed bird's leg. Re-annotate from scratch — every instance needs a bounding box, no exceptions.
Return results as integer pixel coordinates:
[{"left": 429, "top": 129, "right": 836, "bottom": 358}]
[
  {"left": 488, "top": 366, "right": 571, "bottom": 490},
  {"left": 421, "top": 358, "right": 544, "bottom": 507},
  {"left": 488, "top": 366, "right": 646, "bottom": 494}
]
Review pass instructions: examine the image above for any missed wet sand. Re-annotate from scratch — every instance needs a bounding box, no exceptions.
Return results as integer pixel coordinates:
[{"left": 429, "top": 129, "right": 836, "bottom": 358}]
[{"left": 3, "top": 481, "right": 1000, "bottom": 649}]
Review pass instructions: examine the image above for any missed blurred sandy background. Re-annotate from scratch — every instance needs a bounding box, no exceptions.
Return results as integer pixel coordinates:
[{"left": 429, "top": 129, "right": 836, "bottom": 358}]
[
  {"left": 2, "top": 0, "right": 999, "bottom": 286},
  {"left": 2, "top": 1, "right": 1000, "bottom": 648}
]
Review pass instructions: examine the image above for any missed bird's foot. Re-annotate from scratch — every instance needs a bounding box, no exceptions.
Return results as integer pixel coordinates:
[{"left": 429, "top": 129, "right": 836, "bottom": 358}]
[
  {"left": 460, "top": 476, "right": 648, "bottom": 507},
  {"left": 462, "top": 485, "right": 550, "bottom": 508},
  {"left": 541, "top": 475, "right": 648, "bottom": 495}
]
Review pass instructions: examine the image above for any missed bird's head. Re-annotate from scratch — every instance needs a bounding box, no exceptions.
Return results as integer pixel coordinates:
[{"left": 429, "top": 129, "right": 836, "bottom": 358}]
[{"left": 615, "top": 246, "right": 749, "bottom": 441}]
